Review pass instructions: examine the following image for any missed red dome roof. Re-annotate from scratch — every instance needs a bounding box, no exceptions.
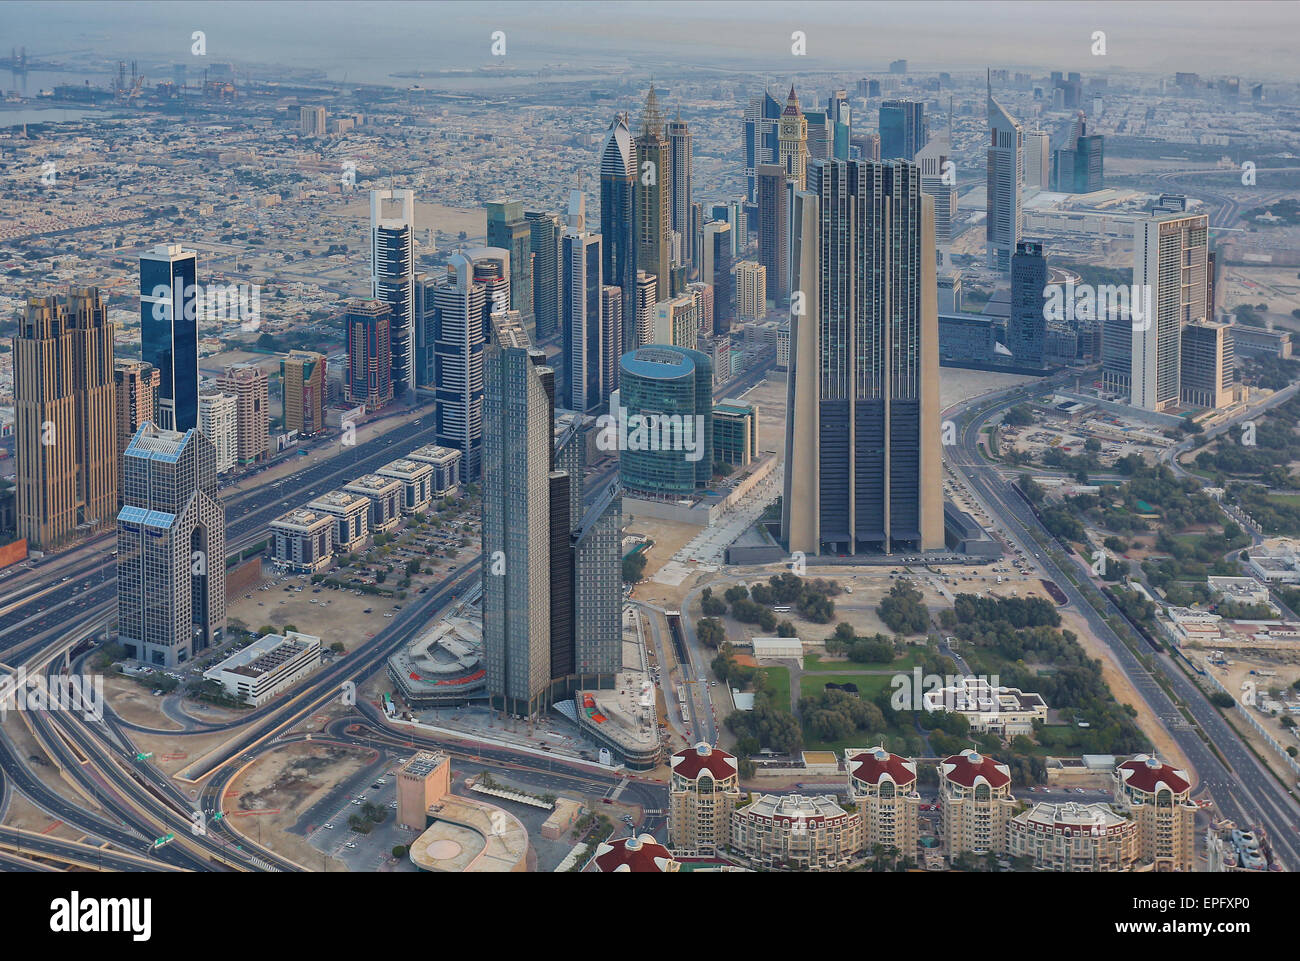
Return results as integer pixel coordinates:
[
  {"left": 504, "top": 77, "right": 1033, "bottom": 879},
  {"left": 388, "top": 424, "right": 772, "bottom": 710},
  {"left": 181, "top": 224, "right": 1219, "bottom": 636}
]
[
  {"left": 848, "top": 747, "right": 917, "bottom": 787},
  {"left": 671, "top": 743, "right": 737, "bottom": 781},
  {"left": 941, "top": 750, "right": 1011, "bottom": 789},
  {"left": 1116, "top": 755, "right": 1190, "bottom": 795},
  {"left": 593, "top": 835, "right": 676, "bottom": 873}
]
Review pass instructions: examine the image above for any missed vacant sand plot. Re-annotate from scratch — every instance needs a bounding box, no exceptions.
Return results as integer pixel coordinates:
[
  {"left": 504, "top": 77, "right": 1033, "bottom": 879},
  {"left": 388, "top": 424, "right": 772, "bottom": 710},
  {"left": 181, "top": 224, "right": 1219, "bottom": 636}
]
[{"left": 102, "top": 675, "right": 184, "bottom": 731}]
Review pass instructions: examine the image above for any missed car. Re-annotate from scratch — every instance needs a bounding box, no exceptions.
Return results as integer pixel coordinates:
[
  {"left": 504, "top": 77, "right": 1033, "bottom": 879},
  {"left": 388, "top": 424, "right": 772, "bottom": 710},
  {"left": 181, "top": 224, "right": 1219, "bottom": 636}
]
[
  {"left": 345, "top": 842, "right": 357, "bottom": 849},
  {"left": 377, "top": 778, "right": 386, "bottom": 785},
  {"left": 323, "top": 823, "right": 334, "bottom": 830},
  {"left": 389, "top": 801, "right": 397, "bottom": 809},
  {"left": 351, "top": 799, "right": 362, "bottom": 805}
]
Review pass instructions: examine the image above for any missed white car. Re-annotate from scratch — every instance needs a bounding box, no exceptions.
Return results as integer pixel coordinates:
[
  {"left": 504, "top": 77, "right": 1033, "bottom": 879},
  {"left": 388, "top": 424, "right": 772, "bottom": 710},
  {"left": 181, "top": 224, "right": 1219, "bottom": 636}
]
[
  {"left": 323, "top": 823, "right": 334, "bottom": 829},
  {"left": 345, "top": 842, "right": 357, "bottom": 849}
]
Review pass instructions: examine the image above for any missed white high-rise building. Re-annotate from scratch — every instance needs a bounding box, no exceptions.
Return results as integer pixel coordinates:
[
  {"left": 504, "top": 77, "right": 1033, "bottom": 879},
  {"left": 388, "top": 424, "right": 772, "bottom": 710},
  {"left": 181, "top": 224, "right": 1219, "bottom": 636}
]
[
  {"left": 562, "top": 191, "right": 606, "bottom": 413},
  {"left": 985, "top": 74, "right": 1023, "bottom": 273},
  {"left": 1130, "top": 212, "right": 1209, "bottom": 412},
  {"left": 370, "top": 188, "right": 416, "bottom": 399},
  {"left": 198, "top": 390, "right": 238, "bottom": 474},
  {"left": 1025, "top": 131, "right": 1051, "bottom": 190}
]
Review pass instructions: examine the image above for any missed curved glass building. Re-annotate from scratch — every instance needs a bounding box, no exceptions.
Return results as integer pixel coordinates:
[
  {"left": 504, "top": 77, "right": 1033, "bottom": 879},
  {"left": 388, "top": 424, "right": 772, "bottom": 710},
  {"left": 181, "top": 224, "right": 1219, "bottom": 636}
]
[{"left": 618, "top": 346, "right": 713, "bottom": 499}]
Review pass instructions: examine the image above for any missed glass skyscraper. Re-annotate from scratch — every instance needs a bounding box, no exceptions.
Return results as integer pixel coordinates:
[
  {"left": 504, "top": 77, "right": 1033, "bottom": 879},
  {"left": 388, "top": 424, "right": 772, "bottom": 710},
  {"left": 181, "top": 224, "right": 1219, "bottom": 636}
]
[
  {"left": 139, "top": 244, "right": 199, "bottom": 432},
  {"left": 599, "top": 113, "right": 637, "bottom": 350}
]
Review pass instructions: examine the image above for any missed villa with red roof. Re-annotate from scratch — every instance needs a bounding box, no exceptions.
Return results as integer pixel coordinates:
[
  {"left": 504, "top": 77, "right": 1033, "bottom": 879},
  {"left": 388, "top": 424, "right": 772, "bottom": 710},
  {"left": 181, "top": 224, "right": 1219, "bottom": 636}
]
[
  {"left": 939, "top": 750, "right": 1018, "bottom": 858},
  {"left": 845, "top": 747, "right": 922, "bottom": 858},
  {"left": 1112, "top": 755, "right": 1197, "bottom": 871}
]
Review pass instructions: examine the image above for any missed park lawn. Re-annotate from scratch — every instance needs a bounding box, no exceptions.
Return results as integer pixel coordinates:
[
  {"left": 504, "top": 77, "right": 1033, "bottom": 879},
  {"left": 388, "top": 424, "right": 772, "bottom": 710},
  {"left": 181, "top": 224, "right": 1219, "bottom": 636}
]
[
  {"left": 759, "top": 666, "right": 790, "bottom": 709},
  {"left": 804, "top": 651, "right": 923, "bottom": 672},
  {"left": 799, "top": 673, "right": 895, "bottom": 700},
  {"left": 1266, "top": 493, "right": 1300, "bottom": 507}
]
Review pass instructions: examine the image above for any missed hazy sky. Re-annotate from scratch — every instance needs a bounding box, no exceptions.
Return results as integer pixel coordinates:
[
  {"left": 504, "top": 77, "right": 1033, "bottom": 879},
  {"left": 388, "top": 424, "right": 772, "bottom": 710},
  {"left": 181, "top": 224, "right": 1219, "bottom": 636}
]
[{"left": 4, "top": 1, "right": 1298, "bottom": 81}]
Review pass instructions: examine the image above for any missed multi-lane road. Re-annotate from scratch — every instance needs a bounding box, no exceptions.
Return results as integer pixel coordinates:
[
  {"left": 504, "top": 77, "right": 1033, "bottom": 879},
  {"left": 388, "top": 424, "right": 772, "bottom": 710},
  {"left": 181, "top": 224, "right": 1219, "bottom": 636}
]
[{"left": 945, "top": 378, "right": 1300, "bottom": 869}]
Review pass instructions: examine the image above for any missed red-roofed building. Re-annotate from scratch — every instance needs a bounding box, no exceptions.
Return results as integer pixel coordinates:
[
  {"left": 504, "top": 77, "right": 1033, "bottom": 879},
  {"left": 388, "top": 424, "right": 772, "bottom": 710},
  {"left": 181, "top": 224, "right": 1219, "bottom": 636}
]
[
  {"left": 592, "top": 834, "right": 679, "bottom": 873},
  {"left": 940, "top": 750, "right": 1017, "bottom": 858},
  {"left": 1112, "top": 755, "right": 1196, "bottom": 871},
  {"left": 669, "top": 743, "right": 742, "bottom": 856},
  {"left": 846, "top": 747, "right": 922, "bottom": 857}
]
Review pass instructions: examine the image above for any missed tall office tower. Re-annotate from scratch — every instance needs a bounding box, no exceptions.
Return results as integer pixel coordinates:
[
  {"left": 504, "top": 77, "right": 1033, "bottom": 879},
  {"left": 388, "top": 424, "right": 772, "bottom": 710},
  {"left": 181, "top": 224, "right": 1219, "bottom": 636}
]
[
  {"left": 703, "top": 221, "right": 735, "bottom": 333},
  {"left": 370, "top": 188, "right": 416, "bottom": 398},
  {"left": 828, "top": 90, "right": 852, "bottom": 160},
  {"left": 429, "top": 253, "right": 488, "bottom": 478},
  {"left": 667, "top": 110, "right": 693, "bottom": 271},
  {"left": 467, "top": 247, "right": 512, "bottom": 317},
  {"left": 687, "top": 282, "right": 714, "bottom": 336},
  {"left": 777, "top": 86, "right": 809, "bottom": 187},
  {"left": 198, "top": 389, "right": 238, "bottom": 474},
  {"left": 599, "top": 112, "right": 638, "bottom": 344},
  {"left": 482, "top": 311, "right": 554, "bottom": 718},
  {"left": 985, "top": 74, "right": 1023, "bottom": 273},
  {"left": 1131, "top": 212, "right": 1209, "bottom": 412},
  {"left": 1101, "top": 306, "right": 1133, "bottom": 398},
  {"left": 1024, "top": 130, "right": 1051, "bottom": 189},
  {"left": 13, "top": 289, "right": 117, "bottom": 549},
  {"left": 784, "top": 159, "right": 944, "bottom": 556},
  {"left": 1180, "top": 321, "right": 1239, "bottom": 409},
  {"left": 218, "top": 363, "right": 269, "bottom": 465},
  {"left": 712, "top": 201, "right": 746, "bottom": 256},
  {"left": 915, "top": 135, "right": 956, "bottom": 247},
  {"left": 1206, "top": 250, "right": 1218, "bottom": 320},
  {"left": 572, "top": 482, "right": 622, "bottom": 681},
  {"left": 561, "top": 192, "right": 606, "bottom": 413},
  {"left": 140, "top": 244, "right": 199, "bottom": 432},
  {"left": 299, "top": 104, "right": 326, "bottom": 135},
  {"left": 653, "top": 293, "right": 700, "bottom": 349},
  {"left": 113, "top": 359, "right": 158, "bottom": 492},
  {"left": 1008, "top": 242, "right": 1048, "bottom": 367},
  {"left": 756, "top": 163, "right": 790, "bottom": 304},
  {"left": 735, "top": 260, "right": 767, "bottom": 320},
  {"left": 601, "top": 286, "right": 624, "bottom": 399},
  {"left": 280, "top": 349, "right": 326, "bottom": 436},
  {"left": 1051, "top": 113, "right": 1104, "bottom": 193},
  {"left": 618, "top": 346, "right": 714, "bottom": 499},
  {"left": 117, "top": 424, "right": 225, "bottom": 666},
  {"left": 743, "top": 89, "right": 782, "bottom": 203},
  {"left": 485, "top": 200, "right": 533, "bottom": 327},
  {"left": 633, "top": 271, "right": 658, "bottom": 349},
  {"left": 851, "top": 131, "right": 881, "bottom": 162},
  {"left": 636, "top": 85, "right": 672, "bottom": 304},
  {"left": 344, "top": 298, "right": 394, "bottom": 410},
  {"left": 879, "top": 99, "right": 925, "bottom": 161},
  {"left": 804, "top": 108, "right": 830, "bottom": 161},
  {"left": 525, "top": 210, "right": 563, "bottom": 340}
]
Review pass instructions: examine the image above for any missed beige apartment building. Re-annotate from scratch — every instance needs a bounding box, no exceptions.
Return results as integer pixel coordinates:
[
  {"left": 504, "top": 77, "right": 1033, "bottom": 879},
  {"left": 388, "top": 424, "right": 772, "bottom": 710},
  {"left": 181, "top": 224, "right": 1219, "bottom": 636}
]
[
  {"left": 113, "top": 359, "right": 158, "bottom": 494},
  {"left": 14, "top": 288, "right": 117, "bottom": 549},
  {"left": 1113, "top": 755, "right": 1197, "bottom": 871},
  {"left": 218, "top": 363, "right": 269, "bottom": 465},
  {"left": 396, "top": 751, "right": 451, "bottom": 830},
  {"left": 939, "top": 750, "right": 1018, "bottom": 858},
  {"left": 281, "top": 349, "right": 327, "bottom": 436},
  {"left": 845, "top": 747, "right": 922, "bottom": 858},
  {"left": 1009, "top": 801, "right": 1139, "bottom": 872},
  {"left": 735, "top": 260, "right": 766, "bottom": 321},
  {"left": 731, "top": 793, "right": 863, "bottom": 871},
  {"left": 668, "top": 743, "right": 742, "bottom": 856}
]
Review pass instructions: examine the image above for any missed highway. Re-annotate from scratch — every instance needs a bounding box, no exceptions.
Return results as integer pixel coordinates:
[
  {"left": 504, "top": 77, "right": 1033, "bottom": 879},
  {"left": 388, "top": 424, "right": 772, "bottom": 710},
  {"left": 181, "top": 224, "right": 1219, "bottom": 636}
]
[{"left": 945, "top": 378, "right": 1300, "bottom": 869}]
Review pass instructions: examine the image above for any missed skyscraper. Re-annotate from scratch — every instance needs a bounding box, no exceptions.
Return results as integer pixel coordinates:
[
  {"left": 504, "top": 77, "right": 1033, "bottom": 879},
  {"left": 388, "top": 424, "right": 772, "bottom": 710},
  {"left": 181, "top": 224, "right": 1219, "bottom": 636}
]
[
  {"left": 1050, "top": 112, "right": 1104, "bottom": 193},
  {"left": 916, "top": 134, "right": 956, "bottom": 248},
  {"left": 113, "top": 359, "right": 158, "bottom": 495},
  {"left": 526, "top": 210, "right": 563, "bottom": 341},
  {"left": 703, "top": 221, "right": 735, "bottom": 333},
  {"left": 828, "top": 89, "right": 852, "bottom": 161},
  {"left": 218, "top": 363, "right": 269, "bottom": 466},
  {"left": 14, "top": 287, "right": 117, "bottom": 549},
  {"left": 633, "top": 271, "right": 658, "bottom": 350},
  {"left": 879, "top": 99, "right": 925, "bottom": 161},
  {"left": 370, "top": 188, "right": 416, "bottom": 398},
  {"left": 778, "top": 86, "right": 809, "bottom": 187},
  {"left": 756, "top": 163, "right": 790, "bottom": 304},
  {"left": 1024, "top": 130, "right": 1051, "bottom": 190},
  {"left": 635, "top": 84, "right": 672, "bottom": 304},
  {"left": 618, "top": 346, "right": 714, "bottom": 499},
  {"left": 198, "top": 388, "right": 238, "bottom": 474},
  {"left": 281, "top": 349, "right": 326, "bottom": 436},
  {"left": 428, "top": 253, "right": 488, "bottom": 477},
  {"left": 986, "top": 74, "right": 1023, "bottom": 273},
  {"left": 1131, "top": 213, "right": 1209, "bottom": 411},
  {"left": 1009, "top": 242, "right": 1047, "bottom": 368},
  {"left": 735, "top": 261, "right": 766, "bottom": 320},
  {"left": 667, "top": 110, "right": 693, "bottom": 271},
  {"left": 562, "top": 192, "right": 607, "bottom": 413},
  {"left": 486, "top": 199, "right": 534, "bottom": 327},
  {"left": 117, "top": 424, "right": 225, "bottom": 666},
  {"left": 599, "top": 113, "right": 638, "bottom": 347},
  {"left": 140, "top": 244, "right": 199, "bottom": 432},
  {"left": 482, "top": 311, "right": 554, "bottom": 717},
  {"left": 345, "top": 299, "right": 394, "bottom": 410},
  {"left": 1181, "top": 321, "right": 1240, "bottom": 409},
  {"left": 743, "top": 89, "right": 782, "bottom": 204},
  {"left": 784, "top": 159, "right": 944, "bottom": 556}
]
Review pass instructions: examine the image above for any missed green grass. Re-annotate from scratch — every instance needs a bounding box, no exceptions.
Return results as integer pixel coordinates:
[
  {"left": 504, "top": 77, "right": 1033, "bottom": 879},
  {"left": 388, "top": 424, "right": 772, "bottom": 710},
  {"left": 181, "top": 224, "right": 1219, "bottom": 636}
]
[
  {"left": 1266, "top": 493, "right": 1300, "bottom": 507},
  {"left": 759, "top": 666, "right": 790, "bottom": 709},
  {"left": 803, "top": 651, "right": 922, "bottom": 672},
  {"left": 799, "top": 673, "right": 895, "bottom": 700}
]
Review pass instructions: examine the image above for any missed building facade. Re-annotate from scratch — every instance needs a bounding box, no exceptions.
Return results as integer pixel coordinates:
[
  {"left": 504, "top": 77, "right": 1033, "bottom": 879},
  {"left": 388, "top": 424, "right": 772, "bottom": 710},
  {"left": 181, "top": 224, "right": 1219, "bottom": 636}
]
[
  {"left": 345, "top": 298, "right": 394, "bottom": 410},
  {"left": 1131, "top": 213, "right": 1209, "bottom": 411},
  {"left": 281, "top": 349, "right": 326, "bottom": 436},
  {"left": 985, "top": 80, "right": 1023, "bottom": 273},
  {"left": 731, "top": 793, "right": 863, "bottom": 871},
  {"left": 668, "top": 743, "right": 741, "bottom": 856},
  {"left": 846, "top": 747, "right": 922, "bottom": 858},
  {"left": 198, "top": 389, "right": 238, "bottom": 474},
  {"left": 1113, "top": 755, "right": 1197, "bottom": 871},
  {"left": 370, "top": 188, "right": 416, "bottom": 398},
  {"left": 1008, "top": 802, "right": 1139, "bottom": 872},
  {"left": 939, "top": 750, "right": 1018, "bottom": 858},
  {"left": 139, "top": 244, "right": 199, "bottom": 431},
  {"left": 635, "top": 85, "right": 672, "bottom": 304},
  {"left": 218, "top": 363, "right": 269, "bottom": 465},
  {"left": 1009, "top": 241, "right": 1048, "bottom": 368},
  {"left": 618, "top": 346, "right": 713, "bottom": 499}
]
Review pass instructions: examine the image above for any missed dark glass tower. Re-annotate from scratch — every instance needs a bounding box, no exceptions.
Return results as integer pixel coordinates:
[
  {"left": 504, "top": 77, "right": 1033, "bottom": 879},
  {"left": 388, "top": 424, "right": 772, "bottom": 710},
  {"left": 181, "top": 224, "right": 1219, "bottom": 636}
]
[
  {"left": 1009, "top": 241, "right": 1047, "bottom": 368},
  {"left": 139, "top": 244, "right": 199, "bottom": 432},
  {"left": 599, "top": 113, "right": 637, "bottom": 351},
  {"left": 879, "top": 99, "right": 925, "bottom": 161}
]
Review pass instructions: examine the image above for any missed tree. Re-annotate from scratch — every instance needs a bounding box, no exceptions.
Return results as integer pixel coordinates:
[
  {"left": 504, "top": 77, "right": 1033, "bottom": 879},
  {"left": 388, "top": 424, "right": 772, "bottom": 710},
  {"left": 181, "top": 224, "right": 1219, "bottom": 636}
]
[
  {"left": 697, "top": 618, "right": 725, "bottom": 649},
  {"left": 622, "top": 551, "right": 647, "bottom": 583}
]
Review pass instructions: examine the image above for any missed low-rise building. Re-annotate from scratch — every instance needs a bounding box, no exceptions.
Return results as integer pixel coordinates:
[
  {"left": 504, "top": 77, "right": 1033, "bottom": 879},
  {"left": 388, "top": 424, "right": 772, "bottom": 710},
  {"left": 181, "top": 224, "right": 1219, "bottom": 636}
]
[
  {"left": 922, "top": 676, "right": 1048, "bottom": 736},
  {"left": 378, "top": 457, "right": 435, "bottom": 515},
  {"left": 731, "top": 793, "right": 863, "bottom": 871},
  {"left": 940, "top": 750, "right": 1018, "bottom": 858},
  {"left": 845, "top": 747, "right": 922, "bottom": 858},
  {"left": 269, "top": 507, "right": 334, "bottom": 573},
  {"left": 712, "top": 401, "right": 760, "bottom": 468},
  {"left": 396, "top": 751, "right": 452, "bottom": 830},
  {"left": 202, "top": 631, "right": 321, "bottom": 706},
  {"left": 344, "top": 473, "right": 402, "bottom": 535},
  {"left": 408, "top": 444, "right": 463, "bottom": 497},
  {"left": 306, "top": 489, "right": 370, "bottom": 553},
  {"left": 1009, "top": 801, "right": 1138, "bottom": 871},
  {"left": 668, "top": 743, "right": 742, "bottom": 856}
]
